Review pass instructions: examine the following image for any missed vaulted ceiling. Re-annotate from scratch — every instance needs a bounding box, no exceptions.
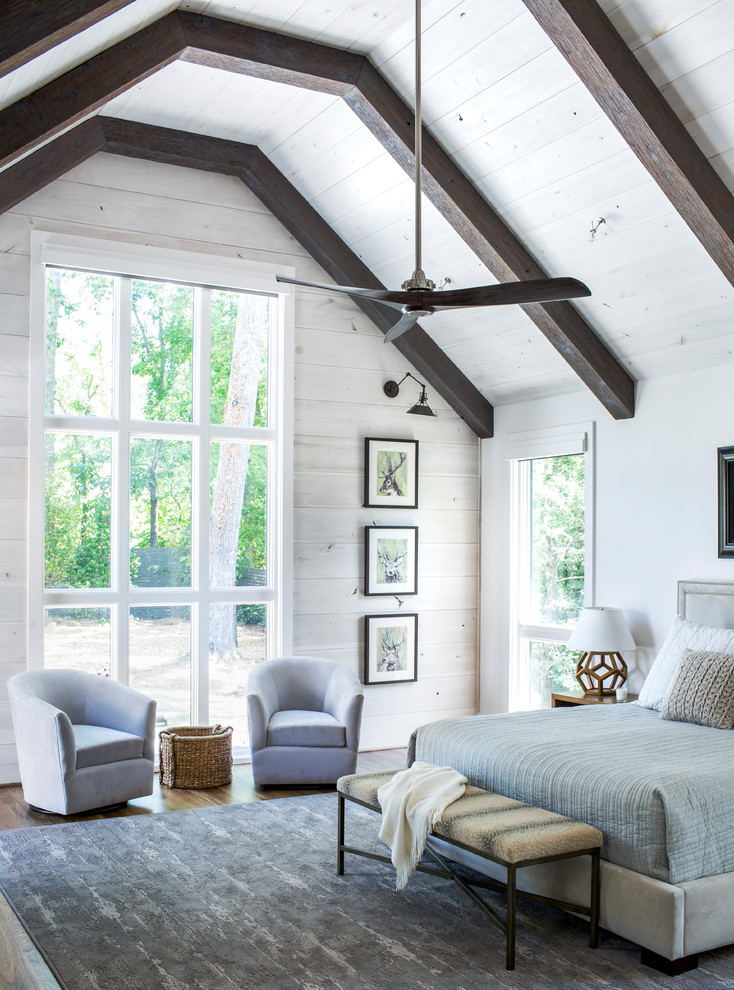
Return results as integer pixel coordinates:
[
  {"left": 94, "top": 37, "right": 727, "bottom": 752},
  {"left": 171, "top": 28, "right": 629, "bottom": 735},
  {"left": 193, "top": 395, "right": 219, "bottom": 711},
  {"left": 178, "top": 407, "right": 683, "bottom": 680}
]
[{"left": 2, "top": 0, "right": 733, "bottom": 438}]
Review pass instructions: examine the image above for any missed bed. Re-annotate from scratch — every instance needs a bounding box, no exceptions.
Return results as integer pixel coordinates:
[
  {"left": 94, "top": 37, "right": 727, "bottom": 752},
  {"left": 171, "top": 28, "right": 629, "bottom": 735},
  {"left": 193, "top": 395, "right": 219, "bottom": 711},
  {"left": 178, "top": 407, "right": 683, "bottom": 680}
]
[{"left": 408, "top": 580, "right": 734, "bottom": 974}]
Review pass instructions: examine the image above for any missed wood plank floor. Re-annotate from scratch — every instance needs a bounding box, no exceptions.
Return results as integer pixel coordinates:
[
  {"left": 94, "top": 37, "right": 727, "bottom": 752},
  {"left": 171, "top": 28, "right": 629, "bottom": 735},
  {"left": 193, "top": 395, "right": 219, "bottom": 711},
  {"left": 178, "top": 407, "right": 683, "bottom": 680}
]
[{"left": 0, "top": 750, "right": 407, "bottom": 990}]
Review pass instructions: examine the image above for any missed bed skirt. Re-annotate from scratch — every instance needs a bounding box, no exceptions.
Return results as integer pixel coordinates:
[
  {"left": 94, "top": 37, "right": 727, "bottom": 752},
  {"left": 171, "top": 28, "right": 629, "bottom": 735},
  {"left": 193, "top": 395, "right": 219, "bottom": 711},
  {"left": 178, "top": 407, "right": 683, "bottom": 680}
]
[{"left": 428, "top": 836, "right": 734, "bottom": 962}]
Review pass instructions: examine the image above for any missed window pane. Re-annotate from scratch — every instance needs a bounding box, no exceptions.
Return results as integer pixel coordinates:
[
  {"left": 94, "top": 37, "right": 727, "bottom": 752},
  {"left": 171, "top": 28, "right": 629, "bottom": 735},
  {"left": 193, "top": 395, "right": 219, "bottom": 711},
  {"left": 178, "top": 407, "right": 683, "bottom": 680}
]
[
  {"left": 527, "top": 640, "right": 577, "bottom": 710},
  {"left": 210, "top": 290, "right": 269, "bottom": 428},
  {"left": 210, "top": 442, "right": 267, "bottom": 588},
  {"left": 131, "top": 279, "right": 193, "bottom": 422},
  {"left": 45, "top": 268, "right": 115, "bottom": 418},
  {"left": 209, "top": 603, "right": 267, "bottom": 748},
  {"left": 130, "top": 438, "right": 192, "bottom": 588},
  {"left": 44, "top": 608, "right": 111, "bottom": 676},
  {"left": 129, "top": 606, "right": 191, "bottom": 730},
  {"left": 528, "top": 454, "right": 585, "bottom": 625},
  {"left": 45, "top": 432, "right": 111, "bottom": 589}
]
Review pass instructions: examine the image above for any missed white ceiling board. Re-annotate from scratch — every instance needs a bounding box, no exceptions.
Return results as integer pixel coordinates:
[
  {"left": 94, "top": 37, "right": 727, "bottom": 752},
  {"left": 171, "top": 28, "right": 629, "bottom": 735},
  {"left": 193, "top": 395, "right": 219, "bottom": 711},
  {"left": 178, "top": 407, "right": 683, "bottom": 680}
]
[
  {"left": 605, "top": 0, "right": 722, "bottom": 48},
  {"left": 0, "top": 0, "right": 178, "bottom": 112},
  {"left": 661, "top": 50, "right": 734, "bottom": 124},
  {"left": 624, "top": 1, "right": 734, "bottom": 87}
]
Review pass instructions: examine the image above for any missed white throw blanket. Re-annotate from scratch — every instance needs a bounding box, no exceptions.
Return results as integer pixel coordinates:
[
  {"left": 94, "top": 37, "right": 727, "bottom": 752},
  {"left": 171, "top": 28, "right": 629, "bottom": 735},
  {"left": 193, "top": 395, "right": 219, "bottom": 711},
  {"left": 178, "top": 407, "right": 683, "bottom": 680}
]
[{"left": 377, "top": 761, "right": 467, "bottom": 890}]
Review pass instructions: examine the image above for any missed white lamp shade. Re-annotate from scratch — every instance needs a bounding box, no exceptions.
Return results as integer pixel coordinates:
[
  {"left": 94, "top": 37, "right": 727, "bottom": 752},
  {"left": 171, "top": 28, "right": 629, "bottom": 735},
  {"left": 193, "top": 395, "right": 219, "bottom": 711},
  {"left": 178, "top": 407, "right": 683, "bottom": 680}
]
[{"left": 566, "top": 606, "right": 636, "bottom": 653}]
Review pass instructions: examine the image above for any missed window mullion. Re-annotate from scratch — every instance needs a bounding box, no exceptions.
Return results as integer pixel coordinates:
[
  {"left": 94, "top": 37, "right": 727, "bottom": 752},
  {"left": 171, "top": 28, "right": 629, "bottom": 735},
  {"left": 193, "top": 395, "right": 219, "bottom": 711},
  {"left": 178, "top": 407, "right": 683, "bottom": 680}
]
[
  {"left": 193, "top": 287, "right": 211, "bottom": 726},
  {"left": 115, "top": 277, "right": 132, "bottom": 685}
]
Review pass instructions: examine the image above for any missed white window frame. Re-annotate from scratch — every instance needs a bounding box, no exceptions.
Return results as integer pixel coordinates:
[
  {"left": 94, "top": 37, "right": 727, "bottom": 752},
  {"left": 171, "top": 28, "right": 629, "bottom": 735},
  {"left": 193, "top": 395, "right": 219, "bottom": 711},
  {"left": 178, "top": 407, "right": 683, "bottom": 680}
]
[
  {"left": 507, "top": 423, "right": 595, "bottom": 710},
  {"left": 28, "top": 232, "right": 294, "bottom": 748}
]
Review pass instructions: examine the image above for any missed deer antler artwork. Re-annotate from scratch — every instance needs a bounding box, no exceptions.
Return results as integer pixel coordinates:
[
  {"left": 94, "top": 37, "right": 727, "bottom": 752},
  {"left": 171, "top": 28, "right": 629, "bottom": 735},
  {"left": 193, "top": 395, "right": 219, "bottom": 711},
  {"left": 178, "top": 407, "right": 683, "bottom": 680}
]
[
  {"left": 377, "top": 545, "right": 408, "bottom": 584},
  {"left": 378, "top": 629, "right": 407, "bottom": 672},
  {"left": 378, "top": 452, "right": 407, "bottom": 497}
]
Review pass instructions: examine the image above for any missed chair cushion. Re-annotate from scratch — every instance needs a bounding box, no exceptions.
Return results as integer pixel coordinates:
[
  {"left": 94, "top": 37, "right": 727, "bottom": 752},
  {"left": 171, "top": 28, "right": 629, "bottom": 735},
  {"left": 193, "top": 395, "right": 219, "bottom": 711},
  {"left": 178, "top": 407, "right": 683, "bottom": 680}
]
[
  {"left": 266, "top": 710, "right": 346, "bottom": 748},
  {"left": 73, "top": 724, "right": 146, "bottom": 769}
]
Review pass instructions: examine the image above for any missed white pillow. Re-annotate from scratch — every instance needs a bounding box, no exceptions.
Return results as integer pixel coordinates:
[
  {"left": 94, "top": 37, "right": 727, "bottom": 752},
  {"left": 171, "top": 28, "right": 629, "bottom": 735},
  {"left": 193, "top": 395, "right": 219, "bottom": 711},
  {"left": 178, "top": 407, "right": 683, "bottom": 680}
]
[{"left": 637, "top": 615, "right": 734, "bottom": 711}]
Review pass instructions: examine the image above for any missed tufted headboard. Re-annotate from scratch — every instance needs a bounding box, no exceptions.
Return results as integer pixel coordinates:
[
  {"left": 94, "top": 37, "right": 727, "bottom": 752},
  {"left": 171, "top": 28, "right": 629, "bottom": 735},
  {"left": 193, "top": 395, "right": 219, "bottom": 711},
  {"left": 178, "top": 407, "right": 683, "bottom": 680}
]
[{"left": 678, "top": 580, "right": 734, "bottom": 629}]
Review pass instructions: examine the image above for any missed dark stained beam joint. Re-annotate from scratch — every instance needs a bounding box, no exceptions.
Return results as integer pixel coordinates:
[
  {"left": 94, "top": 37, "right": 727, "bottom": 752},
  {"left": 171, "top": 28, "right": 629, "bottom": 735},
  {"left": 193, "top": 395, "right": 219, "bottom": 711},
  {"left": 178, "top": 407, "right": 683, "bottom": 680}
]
[
  {"left": 522, "top": 0, "right": 734, "bottom": 285},
  {"left": 0, "top": 1, "right": 136, "bottom": 77}
]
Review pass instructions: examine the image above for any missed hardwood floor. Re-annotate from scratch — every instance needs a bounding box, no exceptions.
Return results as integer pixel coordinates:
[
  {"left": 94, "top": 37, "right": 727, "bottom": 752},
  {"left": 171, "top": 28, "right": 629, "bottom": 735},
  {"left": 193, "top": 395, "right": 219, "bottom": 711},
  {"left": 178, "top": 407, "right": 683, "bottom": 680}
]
[{"left": 0, "top": 750, "right": 407, "bottom": 990}]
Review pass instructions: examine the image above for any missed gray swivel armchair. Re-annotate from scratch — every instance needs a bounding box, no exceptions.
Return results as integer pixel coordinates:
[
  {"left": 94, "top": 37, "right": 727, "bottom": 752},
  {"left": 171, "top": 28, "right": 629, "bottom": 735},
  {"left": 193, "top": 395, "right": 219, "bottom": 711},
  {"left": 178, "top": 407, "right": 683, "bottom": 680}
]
[
  {"left": 247, "top": 657, "right": 364, "bottom": 785},
  {"left": 8, "top": 669, "right": 157, "bottom": 815}
]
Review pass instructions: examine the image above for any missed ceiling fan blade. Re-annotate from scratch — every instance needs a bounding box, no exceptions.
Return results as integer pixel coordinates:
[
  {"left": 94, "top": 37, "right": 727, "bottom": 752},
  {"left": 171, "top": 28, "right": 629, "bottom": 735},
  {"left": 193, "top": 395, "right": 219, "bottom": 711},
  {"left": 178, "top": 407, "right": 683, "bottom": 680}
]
[
  {"left": 429, "top": 277, "right": 591, "bottom": 310},
  {"left": 275, "top": 274, "right": 405, "bottom": 310},
  {"left": 384, "top": 311, "right": 422, "bottom": 343}
]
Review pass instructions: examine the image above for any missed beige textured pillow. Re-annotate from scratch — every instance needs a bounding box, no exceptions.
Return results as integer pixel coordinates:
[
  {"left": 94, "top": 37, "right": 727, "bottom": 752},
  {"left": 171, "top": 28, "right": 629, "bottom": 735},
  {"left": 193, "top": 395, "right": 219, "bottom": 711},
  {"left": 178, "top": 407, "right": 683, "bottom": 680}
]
[{"left": 661, "top": 649, "right": 734, "bottom": 729}]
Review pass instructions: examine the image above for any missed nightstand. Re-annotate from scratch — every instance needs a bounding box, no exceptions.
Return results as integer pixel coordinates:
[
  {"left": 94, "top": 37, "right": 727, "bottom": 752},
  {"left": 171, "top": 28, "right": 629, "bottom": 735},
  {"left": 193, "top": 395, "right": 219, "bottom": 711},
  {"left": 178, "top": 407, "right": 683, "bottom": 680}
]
[{"left": 551, "top": 690, "right": 638, "bottom": 708}]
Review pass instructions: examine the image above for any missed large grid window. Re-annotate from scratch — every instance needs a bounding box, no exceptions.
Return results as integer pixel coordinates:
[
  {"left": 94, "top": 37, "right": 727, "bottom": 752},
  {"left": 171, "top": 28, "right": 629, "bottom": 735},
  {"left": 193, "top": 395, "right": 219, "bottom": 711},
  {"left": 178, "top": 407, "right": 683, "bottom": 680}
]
[
  {"left": 508, "top": 427, "right": 593, "bottom": 710},
  {"left": 30, "top": 238, "right": 293, "bottom": 758}
]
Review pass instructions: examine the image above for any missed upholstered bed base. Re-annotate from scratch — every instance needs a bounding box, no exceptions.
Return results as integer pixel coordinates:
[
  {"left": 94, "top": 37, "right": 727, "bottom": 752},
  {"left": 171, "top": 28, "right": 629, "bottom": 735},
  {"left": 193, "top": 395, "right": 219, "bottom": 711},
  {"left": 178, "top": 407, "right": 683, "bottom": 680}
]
[{"left": 429, "top": 837, "right": 734, "bottom": 967}]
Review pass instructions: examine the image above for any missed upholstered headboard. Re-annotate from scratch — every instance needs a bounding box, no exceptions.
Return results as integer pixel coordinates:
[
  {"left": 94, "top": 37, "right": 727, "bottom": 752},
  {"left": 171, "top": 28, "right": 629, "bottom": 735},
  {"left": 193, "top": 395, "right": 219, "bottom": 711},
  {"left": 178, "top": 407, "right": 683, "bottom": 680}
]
[{"left": 678, "top": 580, "right": 734, "bottom": 629}]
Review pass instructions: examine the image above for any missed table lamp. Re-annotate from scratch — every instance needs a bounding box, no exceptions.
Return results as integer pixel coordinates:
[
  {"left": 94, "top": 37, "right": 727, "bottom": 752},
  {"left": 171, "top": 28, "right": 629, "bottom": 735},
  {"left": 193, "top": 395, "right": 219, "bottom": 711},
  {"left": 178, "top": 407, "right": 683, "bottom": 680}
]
[{"left": 566, "top": 606, "right": 635, "bottom": 697}]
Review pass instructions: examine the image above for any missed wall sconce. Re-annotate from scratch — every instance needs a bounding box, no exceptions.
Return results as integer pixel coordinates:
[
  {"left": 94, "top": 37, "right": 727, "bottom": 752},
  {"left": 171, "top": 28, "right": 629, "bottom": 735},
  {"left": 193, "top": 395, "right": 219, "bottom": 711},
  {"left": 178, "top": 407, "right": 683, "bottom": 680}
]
[{"left": 383, "top": 372, "right": 437, "bottom": 417}]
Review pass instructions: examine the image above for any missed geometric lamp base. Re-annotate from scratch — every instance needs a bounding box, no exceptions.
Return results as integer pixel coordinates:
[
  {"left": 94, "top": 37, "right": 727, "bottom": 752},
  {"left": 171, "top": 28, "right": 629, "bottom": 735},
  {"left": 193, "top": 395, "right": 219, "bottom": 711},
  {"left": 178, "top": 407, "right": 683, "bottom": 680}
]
[{"left": 575, "top": 651, "right": 628, "bottom": 697}]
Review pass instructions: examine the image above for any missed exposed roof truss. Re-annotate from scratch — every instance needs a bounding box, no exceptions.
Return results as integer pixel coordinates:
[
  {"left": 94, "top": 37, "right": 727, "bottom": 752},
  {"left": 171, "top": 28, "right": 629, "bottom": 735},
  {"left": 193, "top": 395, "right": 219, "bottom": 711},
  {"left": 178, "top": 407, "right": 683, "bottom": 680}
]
[{"left": 0, "top": 9, "right": 637, "bottom": 425}]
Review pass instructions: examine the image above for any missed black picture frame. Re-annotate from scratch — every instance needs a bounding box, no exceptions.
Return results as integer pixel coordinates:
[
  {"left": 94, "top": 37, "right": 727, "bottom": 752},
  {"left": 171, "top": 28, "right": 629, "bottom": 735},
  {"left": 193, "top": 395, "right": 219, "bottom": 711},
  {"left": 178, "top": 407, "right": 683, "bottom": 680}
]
[
  {"left": 363, "top": 437, "right": 419, "bottom": 509},
  {"left": 364, "top": 613, "right": 418, "bottom": 684},
  {"left": 718, "top": 446, "right": 734, "bottom": 558},
  {"left": 364, "top": 525, "right": 418, "bottom": 596}
]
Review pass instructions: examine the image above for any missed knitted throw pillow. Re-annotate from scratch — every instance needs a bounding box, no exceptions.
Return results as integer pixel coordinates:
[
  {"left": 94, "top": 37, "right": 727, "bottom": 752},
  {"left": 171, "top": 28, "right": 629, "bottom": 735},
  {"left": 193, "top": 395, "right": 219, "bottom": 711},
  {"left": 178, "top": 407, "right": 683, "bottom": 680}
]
[{"left": 661, "top": 649, "right": 734, "bottom": 729}]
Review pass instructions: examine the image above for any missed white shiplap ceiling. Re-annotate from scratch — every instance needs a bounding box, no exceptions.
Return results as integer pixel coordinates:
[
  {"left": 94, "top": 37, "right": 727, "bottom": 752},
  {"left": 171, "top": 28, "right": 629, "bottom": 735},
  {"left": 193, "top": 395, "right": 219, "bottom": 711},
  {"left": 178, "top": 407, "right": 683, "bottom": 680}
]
[{"left": 3, "top": 0, "right": 734, "bottom": 409}]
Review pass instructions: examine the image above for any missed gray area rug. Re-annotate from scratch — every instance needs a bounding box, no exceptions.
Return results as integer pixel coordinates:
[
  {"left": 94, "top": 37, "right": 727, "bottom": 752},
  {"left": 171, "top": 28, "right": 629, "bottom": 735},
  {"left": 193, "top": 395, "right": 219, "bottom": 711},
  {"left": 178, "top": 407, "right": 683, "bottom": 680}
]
[{"left": 1, "top": 794, "right": 733, "bottom": 990}]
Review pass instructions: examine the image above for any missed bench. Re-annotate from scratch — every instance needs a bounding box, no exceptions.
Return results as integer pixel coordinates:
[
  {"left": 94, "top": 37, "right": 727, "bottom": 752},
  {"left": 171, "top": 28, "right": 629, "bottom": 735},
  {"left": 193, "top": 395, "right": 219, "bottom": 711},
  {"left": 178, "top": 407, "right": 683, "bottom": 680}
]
[{"left": 336, "top": 769, "right": 603, "bottom": 970}]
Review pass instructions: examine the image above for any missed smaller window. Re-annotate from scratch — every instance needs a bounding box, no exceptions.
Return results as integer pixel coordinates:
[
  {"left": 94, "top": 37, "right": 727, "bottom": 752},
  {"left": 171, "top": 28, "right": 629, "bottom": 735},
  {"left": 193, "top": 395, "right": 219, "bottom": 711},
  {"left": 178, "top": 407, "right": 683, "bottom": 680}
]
[{"left": 509, "top": 427, "right": 593, "bottom": 710}]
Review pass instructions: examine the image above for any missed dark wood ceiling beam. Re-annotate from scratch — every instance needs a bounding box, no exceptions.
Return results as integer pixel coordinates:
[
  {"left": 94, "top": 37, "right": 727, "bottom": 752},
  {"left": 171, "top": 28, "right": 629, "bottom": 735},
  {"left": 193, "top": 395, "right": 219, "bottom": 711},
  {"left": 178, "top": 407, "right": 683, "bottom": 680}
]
[
  {"left": 0, "top": 14, "right": 184, "bottom": 171},
  {"left": 0, "top": 1, "right": 135, "bottom": 77},
  {"left": 238, "top": 147, "right": 494, "bottom": 437},
  {"left": 99, "top": 117, "right": 257, "bottom": 176},
  {"left": 178, "top": 12, "right": 362, "bottom": 95},
  {"left": 177, "top": 15, "right": 634, "bottom": 419},
  {"left": 99, "top": 119, "right": 493, "bottom": 436},
  {"left": 0, "top": 115, "right": 494, "bottom": 436},
  {"left": 349, "top": 63, "right": 635, "bottom": 419},
  {"left": 0, "top": 118, "right": 105, "bottom": 216},
  {"left": 522, "top": 0, "right": 734, "bottom": 286},
  {"left": 0, "top": 10, "right": 633, "bottom": 419}
]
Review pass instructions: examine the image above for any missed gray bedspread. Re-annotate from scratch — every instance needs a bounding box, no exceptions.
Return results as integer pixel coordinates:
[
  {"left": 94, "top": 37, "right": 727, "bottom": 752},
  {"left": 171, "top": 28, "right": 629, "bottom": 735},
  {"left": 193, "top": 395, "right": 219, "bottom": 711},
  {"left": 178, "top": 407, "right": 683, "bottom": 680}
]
[{"left": 408, "top": 703, "right": 734, "bottom": 883}]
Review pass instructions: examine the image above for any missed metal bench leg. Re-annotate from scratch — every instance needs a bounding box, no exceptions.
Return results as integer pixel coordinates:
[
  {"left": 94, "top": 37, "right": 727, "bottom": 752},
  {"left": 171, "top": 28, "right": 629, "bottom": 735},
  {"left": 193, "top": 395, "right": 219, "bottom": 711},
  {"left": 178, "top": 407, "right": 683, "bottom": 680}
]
[
  {"left": 506, "top": 865, "right": 517, "bottom": 970},
  {"left": 589, "top": 848, "right": 600, "bottom": 948},
  {"left": 337, "top": 792, "right": 345, "bottom": 876}
]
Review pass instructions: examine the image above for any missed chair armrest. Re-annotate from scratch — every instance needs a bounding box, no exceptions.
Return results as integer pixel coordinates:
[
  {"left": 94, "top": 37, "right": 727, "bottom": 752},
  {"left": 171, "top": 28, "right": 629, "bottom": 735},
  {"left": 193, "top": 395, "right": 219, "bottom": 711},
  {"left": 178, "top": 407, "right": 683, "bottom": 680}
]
[
  {"left": 85, "top": 679, "right": 157, "bottom": 761},
  {"left": 246, "top": 665, "right": 278, "bottom": 752},
  {"left": 324, "top": 667, "right": 364, "bottom": 752},
  {"left": 9, "top": 688, "right": 77, "bottom": 788}
]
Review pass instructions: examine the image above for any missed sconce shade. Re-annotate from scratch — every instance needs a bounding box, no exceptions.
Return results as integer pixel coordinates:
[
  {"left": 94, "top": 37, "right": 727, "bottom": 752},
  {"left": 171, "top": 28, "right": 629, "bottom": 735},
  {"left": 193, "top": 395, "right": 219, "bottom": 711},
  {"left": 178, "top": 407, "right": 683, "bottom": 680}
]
[
  {"left": 567, "top": 607, "right": 635, "bottom": 696},
  {"left": 407, "top": 387, "right": 437, "bottom": 416},
  {"left": 567, "top": 607, "right": 635, "bottom": 652}
]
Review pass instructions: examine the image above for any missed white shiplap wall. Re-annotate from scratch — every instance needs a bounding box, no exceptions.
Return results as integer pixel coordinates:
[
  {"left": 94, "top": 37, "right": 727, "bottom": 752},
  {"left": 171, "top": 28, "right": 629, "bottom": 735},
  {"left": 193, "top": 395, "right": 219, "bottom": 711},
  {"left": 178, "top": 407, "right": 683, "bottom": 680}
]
[{"left": 0, "top": 152, "right": 479, "bottom": 781}]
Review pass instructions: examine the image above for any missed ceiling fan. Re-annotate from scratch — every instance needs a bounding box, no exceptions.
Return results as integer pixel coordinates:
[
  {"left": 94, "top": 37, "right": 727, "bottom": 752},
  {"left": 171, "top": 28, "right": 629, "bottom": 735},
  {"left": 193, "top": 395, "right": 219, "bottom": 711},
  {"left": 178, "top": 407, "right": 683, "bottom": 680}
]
[{"left": 276, "top": 0, "right": 591, "bottom": 343}]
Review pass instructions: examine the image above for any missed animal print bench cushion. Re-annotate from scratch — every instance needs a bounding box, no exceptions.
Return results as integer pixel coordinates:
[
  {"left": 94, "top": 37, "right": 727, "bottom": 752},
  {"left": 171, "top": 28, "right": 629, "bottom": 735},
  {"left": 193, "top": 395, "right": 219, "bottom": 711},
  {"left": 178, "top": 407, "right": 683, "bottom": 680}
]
[{"left": 337, "top": 771, "right": 602, "bottom": 865}]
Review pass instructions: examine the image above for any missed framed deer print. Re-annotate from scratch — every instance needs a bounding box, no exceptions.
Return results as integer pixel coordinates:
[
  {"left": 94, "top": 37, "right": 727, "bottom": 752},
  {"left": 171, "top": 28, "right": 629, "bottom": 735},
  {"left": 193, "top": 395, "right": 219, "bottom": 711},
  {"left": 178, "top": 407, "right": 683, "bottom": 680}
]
[
  {"left": 364, "top": 437, "right": 419, "bottom": 509},
  {"left": 365, "top": 525, "right": 418, "bottom": 596},
  {"left": 364, "top": 613, "right": 418, "bottom": 684}
]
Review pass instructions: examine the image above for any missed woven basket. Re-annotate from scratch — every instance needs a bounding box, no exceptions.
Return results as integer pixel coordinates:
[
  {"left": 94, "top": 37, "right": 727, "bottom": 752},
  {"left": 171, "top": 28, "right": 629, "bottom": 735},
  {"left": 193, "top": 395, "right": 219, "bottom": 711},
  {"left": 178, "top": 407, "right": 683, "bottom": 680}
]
[{"left": 159, "top": 724, "right": 233, "bottom": 789}]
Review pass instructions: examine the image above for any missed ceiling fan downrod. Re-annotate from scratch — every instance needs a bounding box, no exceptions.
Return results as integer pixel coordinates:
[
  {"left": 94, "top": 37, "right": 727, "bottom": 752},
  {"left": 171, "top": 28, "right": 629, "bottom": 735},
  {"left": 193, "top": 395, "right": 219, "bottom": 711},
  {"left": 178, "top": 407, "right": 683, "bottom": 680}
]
[{"left": 402, "top": 0, "right": 435, "bottom": 293}]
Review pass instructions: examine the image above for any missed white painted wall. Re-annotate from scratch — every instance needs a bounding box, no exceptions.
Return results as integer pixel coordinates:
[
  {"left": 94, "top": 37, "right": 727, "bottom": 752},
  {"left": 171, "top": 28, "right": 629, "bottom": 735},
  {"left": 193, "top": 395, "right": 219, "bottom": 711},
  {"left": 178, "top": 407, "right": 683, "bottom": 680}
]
[
  {"left": 0, "top": 153, "right": 479, "bottom": 782},
  {"left": 480, "top": 366, "right": 734, "bottom": 713}
]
